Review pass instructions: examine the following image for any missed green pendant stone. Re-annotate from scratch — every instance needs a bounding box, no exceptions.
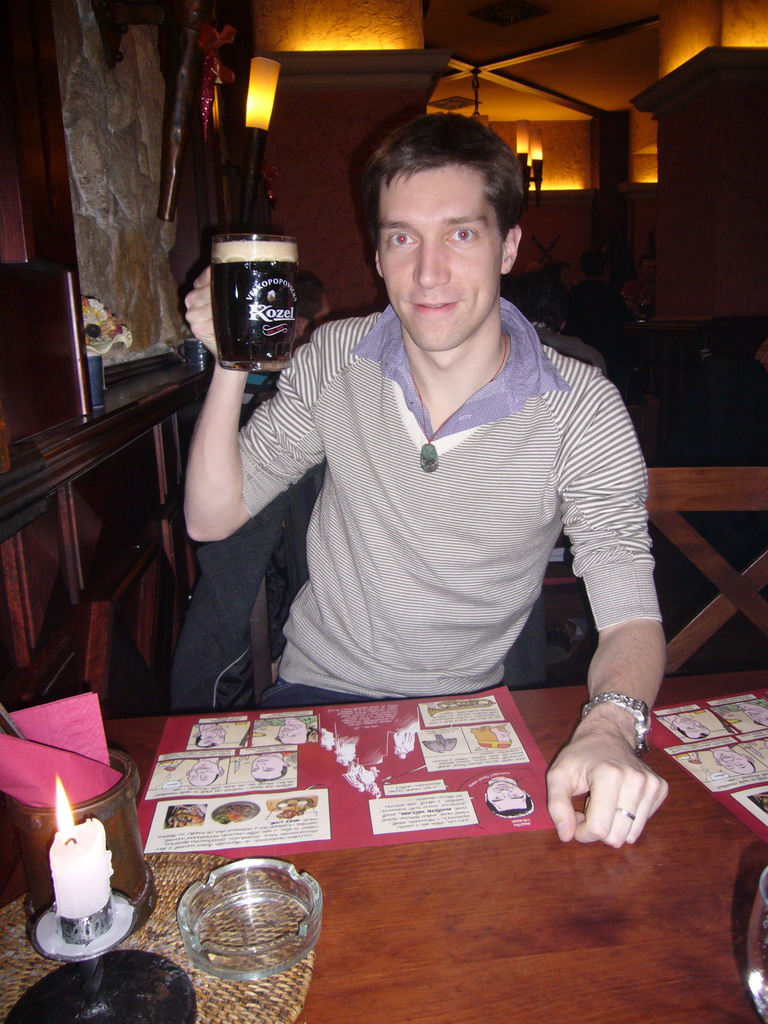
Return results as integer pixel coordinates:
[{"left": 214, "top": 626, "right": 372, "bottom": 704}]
[{"left": 420, "top": 442, "right": 439, "bottom": 473}]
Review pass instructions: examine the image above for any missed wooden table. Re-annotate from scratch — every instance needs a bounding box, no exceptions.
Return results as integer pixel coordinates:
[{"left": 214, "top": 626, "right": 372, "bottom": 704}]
[{"left": 102, "top": 671, "right": 767, "bottom": 1024}]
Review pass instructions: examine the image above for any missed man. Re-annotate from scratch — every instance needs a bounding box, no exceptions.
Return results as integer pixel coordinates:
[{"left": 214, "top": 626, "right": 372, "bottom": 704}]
[
  {"left": 239, "top": 268, "right": 329, "bottom": 413},
  {"left": 184, "top": 114, "right": 667, "bottom": 848},
  {"left": 664, "top": 713, "right": 711, "bottom": 740},
  {"left": 485, "top": 777, "right": 534, "bottom": 818},
  {"left": 737, "top": 703, "right": 768, "bottom": 728},
  {"left": 276, "top": 716, "right": 312, "bottom": 744},
  {"left": 194, "top": 722, "right": 227, "bottom": 748},
  {"left": 502, "top": 266, "right": 606, "bottom": 374},
  {"left": 564, "top": 249, "right": 630, "bottom": 384},
  {"left": 185, "top": 757, "right": 224, "bottom": 787},
  {"left": 294, "top": 269, "right": 330, "bottom": 348},
  {"left": 621, "top": 255, "right": 656, "bottom": 319},
  {"left": 712, "top": 747, "right": 755, "bottom": 776},
  {"left": 250, "top": 752, "right": 289, "bottom": 782}
]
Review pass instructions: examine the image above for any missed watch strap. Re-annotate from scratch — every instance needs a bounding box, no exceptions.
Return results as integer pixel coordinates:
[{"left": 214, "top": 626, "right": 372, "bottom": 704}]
[{"left": 581, "top": 692, "right": 651, "bottom": 752}]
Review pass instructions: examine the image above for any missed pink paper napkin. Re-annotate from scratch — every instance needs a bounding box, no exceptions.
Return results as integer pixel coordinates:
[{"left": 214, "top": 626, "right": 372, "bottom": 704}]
[{"left": 0, "top": 693, "right": 121, "bottom": 807}]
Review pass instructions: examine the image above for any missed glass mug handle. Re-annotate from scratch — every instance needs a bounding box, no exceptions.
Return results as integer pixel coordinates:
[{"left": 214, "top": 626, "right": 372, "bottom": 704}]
[{"left": 748, "top": 865, "right": 768, "bottom": 1021}]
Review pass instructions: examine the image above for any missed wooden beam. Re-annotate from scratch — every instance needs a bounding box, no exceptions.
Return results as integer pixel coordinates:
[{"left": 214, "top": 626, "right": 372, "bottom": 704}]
[
  {"left": 444, "top": 58, "right": 603, "bottom": 117},
  {"left": 440, "top": 17, "right": 659, "bottom": 118},
  {"left": 452, "top": 17, "right": 659, "bottom": 73}
]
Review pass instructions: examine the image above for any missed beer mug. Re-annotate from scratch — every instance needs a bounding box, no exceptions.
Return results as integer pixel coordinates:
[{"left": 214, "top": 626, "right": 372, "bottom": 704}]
[{"left": 211, "top": 233, "right": 298, "bottom": 372}]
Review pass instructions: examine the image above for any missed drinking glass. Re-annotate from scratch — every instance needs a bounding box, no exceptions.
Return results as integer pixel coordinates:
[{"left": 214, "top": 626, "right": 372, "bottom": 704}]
[
  {"left": 747, "top": 865, "right": 768, "bottom": 1019},
  {"left": 210, "top": 233, "right": 298, "bottom": 371}
]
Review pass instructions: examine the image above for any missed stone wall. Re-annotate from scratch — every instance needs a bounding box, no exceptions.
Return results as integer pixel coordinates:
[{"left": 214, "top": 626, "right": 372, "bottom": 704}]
[{"left": 52, "top": 0, "right": 185, "bottom": 357}]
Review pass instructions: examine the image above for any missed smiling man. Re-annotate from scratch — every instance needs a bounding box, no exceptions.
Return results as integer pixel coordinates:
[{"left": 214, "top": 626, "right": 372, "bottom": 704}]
[{"left": 184, "top": 114, "right": 668, "bottom": 848}]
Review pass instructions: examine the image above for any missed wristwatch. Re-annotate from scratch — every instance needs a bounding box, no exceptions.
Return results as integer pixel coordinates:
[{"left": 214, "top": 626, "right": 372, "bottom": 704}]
[{"left": 581, "top": 692, "right": 651, "bottom": 753}]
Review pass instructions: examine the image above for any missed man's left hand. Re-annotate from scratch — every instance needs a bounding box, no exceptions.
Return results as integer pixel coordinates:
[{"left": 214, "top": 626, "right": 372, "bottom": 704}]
[{"left": 546, "top": 715, "right": 668, "bottom": 847}]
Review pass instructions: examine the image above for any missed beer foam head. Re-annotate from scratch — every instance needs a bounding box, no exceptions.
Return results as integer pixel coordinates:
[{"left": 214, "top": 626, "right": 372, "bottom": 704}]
[{"left": 212, "top": 237, "right": 298, "bottom": 263}]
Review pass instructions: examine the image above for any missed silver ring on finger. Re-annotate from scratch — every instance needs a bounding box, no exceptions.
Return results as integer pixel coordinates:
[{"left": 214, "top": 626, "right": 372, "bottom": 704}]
[{"left": 615, "top": 806, "right": 636, "bottom": 821}]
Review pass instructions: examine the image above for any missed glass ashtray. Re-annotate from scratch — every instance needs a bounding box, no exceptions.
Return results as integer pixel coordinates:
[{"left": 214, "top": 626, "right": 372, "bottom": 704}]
[{"left": 177, "top": 858, "right": 322, "bottom": 980}]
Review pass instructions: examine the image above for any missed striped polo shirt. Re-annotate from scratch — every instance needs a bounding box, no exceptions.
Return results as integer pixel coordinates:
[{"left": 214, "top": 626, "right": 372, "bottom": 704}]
[{"left": 238, "top": 302, "right": 660, "bottom": 699}]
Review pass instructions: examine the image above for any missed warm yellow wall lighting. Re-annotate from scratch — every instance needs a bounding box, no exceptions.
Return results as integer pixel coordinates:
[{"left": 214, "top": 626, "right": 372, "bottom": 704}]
[
  {"left": 660, "top": 0, "right": 768, "bottom": 76},
  {"left": 529, "top": 126, "right": 543, "bottom": 162},
  {"left": 245, "top": 57, "right": 280, "bottom": 130},
  {"left": 723, "top": 0, "right": 768, "bottom": 47},
  {"left": 253, "top": 0, "right": 423, "bottom": 52},
  {"left": 496, "top": 121, "right": 590, "bottom": 192},
  {"left": 295, "top": 35, "right": 412, "bottom": 51}
]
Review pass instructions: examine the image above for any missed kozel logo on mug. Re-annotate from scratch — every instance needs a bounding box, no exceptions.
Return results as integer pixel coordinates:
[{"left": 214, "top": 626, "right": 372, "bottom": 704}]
[{"left": 247, "top": 280, "right": 295, "bottom": 336}]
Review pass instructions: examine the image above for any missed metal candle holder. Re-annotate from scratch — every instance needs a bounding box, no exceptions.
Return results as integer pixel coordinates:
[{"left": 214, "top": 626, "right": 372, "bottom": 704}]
[
  {"left": 6, "top": 889, "right": 196, "bottom": 1023},
  {"left": 5, "top": 748, "right": 195, "bottom": 1022}
]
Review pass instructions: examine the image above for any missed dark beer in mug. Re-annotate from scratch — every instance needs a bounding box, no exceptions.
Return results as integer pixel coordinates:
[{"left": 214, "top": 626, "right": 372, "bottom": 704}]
[{"left": 211, "top": 234, "right": 298, "bottom": 371}]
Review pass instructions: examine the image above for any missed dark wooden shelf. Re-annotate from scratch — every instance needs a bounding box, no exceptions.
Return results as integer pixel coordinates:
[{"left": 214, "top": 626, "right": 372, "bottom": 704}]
[{"left": 0, "top": 363, "right": 210, "bottom": 544}]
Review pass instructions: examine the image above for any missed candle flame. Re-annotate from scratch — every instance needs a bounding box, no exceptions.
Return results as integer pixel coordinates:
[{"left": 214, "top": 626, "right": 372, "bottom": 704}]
[{"left": 55, "top": 777, "right": 76, "bottom": 838}]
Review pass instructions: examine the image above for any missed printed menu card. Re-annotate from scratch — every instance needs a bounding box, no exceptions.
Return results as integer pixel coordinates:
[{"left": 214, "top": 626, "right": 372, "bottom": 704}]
[
  {"left": 652, "top": 686, "right": 768, "bottom": 842},
  {"left": 139, "top": 686, "right": 553, "bottom": 856}
]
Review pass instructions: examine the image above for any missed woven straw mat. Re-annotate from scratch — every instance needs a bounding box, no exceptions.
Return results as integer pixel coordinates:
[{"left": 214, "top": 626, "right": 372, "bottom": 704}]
[{"left": 0, "top": 853, "right": 315, "bottom": 1024}]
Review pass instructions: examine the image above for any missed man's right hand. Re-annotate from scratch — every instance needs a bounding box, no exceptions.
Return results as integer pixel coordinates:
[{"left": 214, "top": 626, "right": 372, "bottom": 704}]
[{"left": 185, "top": 266, "right": 217, "bottom": 356}]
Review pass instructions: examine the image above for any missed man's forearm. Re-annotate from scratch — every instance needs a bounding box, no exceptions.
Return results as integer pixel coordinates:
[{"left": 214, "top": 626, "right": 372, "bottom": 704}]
[
  {"left": 184, "top": 364, "right": 251, "bottom": 541},
  {"left": 579, "top": 618, "right": 666, "bottom": 747}
]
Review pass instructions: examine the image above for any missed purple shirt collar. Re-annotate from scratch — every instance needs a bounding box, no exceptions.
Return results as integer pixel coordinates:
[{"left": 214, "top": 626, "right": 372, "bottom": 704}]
[{"left": 352, "top": 298, "right": 570, "bottom": 439}]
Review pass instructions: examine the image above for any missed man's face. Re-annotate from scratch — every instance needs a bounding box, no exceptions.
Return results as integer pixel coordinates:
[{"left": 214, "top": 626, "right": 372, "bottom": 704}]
[
  {"left": 743, "top": 705, "right": 768, "bottom": 727},
  {"left": 186, "top": 758, "right": 222, "bottom": 786},
  {"left": 486, "top": 777, "right": 528, "bottom": 813},
  {"left": 251, "top": 753, "right": 287, "bottom": 780},
  {"left": 714, "top": 748, "right": 754, "bottom": 774},
  {"left": 277, "top": 718, "right": 308, "bottom": 744},
  {"left": 671, "top": 715, "right": 709, "bottom": 739},
  {"left": 375, "top": 166, "right": 520, "bottom": 361},
  {"left": 197, "top": 723, "right": 226, "bottom": 747}
]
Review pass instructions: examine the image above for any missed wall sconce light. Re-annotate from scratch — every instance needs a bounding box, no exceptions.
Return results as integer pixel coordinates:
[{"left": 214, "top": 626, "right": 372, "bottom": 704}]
[
  {"left": 516, "top": 120, "right": 544, "bottom": 206},
  {"left": 239, "top": 57, "right": 281, "bottom": 231}
]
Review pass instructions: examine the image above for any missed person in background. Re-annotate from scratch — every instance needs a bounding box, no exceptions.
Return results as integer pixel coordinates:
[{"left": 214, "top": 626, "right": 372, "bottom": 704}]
[
  {"left": 662, "top": 337, "right": 768, "bottom": 568},
  {"left": 184, "top": 113, "right": 668, "bottom": 849},
  {"left": 242, "top": 269, "right": 329, "bottom": 411},
  {"left": 621, "top": 255, "right": 656, "bottom": 320},
  {"left": 564, "top": 249, "right": 630, "bottom": 389},
  {"left": 294, "top": 269, "right": 330, "bottom": 348},
  {"left": 502, "top": 266, "right": 606, "bottom": 374}
]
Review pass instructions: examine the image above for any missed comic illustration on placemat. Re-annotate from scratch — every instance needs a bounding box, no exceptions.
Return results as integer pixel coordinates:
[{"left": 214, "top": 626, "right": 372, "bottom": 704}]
[
  {"left": 140, "top": 687, "right": 552, "bottom": 856},
  {"left": 652, "top": 688, "right": 768, "bottom": 841}
]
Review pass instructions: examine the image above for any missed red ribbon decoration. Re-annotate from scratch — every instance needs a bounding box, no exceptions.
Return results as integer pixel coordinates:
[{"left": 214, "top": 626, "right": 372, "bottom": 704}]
[
  {"left": 198, "top": 24, "right": 236, "bottom": 139},
  {"left": 263, "top": 163, "right": 277, "bottom": 207}
]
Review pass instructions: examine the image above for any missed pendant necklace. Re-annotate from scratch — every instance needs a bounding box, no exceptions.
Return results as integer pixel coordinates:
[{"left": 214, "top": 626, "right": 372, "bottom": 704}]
[{"left": 412, "top": 336, "right": 509, "bottom": 474}]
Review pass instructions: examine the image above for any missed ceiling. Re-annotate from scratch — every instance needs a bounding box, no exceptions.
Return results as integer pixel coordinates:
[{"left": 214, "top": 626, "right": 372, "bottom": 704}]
[{"left": 424, "top": 0, "right": 661, "bottom": 121}]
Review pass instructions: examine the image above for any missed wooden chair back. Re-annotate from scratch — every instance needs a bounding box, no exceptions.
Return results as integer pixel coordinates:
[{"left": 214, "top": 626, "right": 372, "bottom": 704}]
[{"left": 646, "top": 466, "right": 768, "bottom": 672}]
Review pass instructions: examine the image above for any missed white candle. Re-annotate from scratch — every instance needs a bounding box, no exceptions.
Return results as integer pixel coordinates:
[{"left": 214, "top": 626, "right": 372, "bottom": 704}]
[{"left": 49, "top": 778, "right": 113, "bottom": 919}]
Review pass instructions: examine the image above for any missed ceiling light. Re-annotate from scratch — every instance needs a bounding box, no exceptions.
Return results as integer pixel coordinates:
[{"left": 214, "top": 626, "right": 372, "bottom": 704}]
[
  {"left": 429, "top": 96, "right": 475, "bottom": 111},
  {"left": 469, "top": 1, "right": 548, "bottom": 28}
]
